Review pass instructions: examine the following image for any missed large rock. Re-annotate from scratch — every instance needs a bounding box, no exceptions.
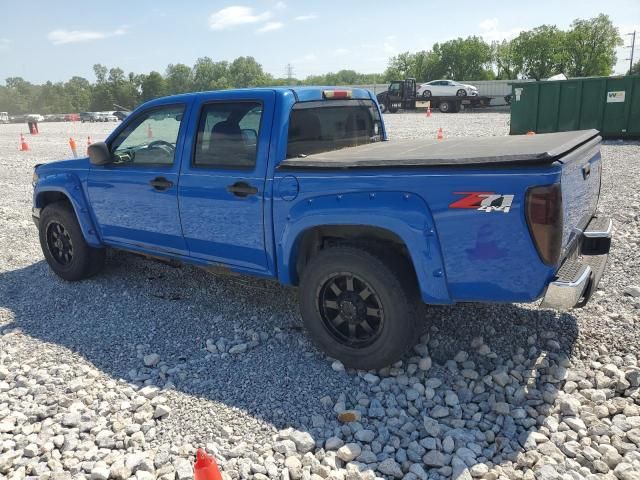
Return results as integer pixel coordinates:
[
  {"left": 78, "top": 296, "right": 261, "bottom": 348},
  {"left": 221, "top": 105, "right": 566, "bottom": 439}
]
[
  {"left": 337, "top": 443, "right": 362, "bottom": 462},
  {"left": 377, "top": 458, "right": 403, "bottom": 478}
]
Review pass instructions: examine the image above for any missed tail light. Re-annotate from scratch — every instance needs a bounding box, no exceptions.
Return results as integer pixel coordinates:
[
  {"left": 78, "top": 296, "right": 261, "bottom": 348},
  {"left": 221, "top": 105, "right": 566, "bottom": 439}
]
[
  {"left": 526, "top": 184, "right": 563, "bottom": 265},
  {"left": 323, "top": 90, "right": 352, "bottom": 99}
]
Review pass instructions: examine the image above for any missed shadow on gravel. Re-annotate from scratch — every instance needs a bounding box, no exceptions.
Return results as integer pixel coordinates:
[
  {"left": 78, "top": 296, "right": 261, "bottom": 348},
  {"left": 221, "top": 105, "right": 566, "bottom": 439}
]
[{"left": 0, "top": 253, "right": 579, "bottom": 474}]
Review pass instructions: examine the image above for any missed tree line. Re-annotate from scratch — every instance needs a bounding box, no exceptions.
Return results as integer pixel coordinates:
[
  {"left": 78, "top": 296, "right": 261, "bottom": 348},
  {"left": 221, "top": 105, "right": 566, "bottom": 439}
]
[
  {"left": 386, "top": 14, "right": 625, "bottom": 81},
  {"left": 0, "top": 14, "right": 632, "bottom": 115}
]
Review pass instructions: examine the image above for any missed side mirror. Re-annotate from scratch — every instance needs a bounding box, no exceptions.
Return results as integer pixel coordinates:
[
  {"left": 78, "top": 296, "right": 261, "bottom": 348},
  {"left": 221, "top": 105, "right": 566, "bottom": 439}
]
[{"left": 88, "top": 141, "right": 113, "bottom": 165}]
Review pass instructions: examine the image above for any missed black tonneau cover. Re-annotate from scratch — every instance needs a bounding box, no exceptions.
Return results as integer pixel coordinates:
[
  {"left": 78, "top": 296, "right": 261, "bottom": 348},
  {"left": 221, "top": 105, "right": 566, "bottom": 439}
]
[{"left": 278, "top": 129, "right": 600, "bottom": 170}]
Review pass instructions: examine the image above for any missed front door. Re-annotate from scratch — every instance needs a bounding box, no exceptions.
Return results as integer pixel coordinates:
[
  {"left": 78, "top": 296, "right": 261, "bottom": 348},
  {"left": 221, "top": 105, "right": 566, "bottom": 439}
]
[
  {"left": 178, "top": 92, "right": 275, "bottom": 272},
  {"left": 88, "top": 103, "right": 189, "bottom": 255}
]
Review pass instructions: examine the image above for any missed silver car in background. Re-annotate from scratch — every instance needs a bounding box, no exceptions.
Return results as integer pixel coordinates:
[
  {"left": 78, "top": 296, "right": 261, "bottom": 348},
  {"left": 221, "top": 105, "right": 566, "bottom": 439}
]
[{"left": 417, "top": 80, "right": 478, "bottom": 98}]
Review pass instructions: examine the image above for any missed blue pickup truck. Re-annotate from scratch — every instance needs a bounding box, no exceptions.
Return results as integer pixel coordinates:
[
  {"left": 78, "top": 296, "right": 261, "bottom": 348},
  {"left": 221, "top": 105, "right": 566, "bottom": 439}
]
[{"left": 32, "top": 87, "right": 612, "bottom": 369}]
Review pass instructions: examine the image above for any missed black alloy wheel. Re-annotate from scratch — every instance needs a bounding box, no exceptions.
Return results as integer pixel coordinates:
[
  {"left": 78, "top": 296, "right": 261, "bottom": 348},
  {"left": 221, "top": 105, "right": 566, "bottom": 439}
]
[
  {"left": 317, "top": 272, "right": 384, "bottom": 348},
  {"left": 46, "top": 221, "right": 74, "bottom": 266}
]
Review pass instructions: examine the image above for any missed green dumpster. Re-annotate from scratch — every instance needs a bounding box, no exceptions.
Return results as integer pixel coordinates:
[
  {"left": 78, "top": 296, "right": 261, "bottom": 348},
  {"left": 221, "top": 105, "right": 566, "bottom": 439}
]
[{"left": 510, "top": 75, "right": 640, "bottom": 138}]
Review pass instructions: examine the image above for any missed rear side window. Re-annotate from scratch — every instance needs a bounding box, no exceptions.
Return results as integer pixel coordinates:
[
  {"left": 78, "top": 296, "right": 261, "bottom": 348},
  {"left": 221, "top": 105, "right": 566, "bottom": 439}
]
[
  {"left": 286, "top": 100, "right": 382, "bottom": 158},
  {"left": 193, "top": 102, "right": 262, "bottom": 169}
]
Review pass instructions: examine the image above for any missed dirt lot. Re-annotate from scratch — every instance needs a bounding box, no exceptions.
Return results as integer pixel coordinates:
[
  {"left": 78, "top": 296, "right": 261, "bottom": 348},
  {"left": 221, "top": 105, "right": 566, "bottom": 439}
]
[{"left": 0, "top": 114, "right": 639, "bottom": 480}]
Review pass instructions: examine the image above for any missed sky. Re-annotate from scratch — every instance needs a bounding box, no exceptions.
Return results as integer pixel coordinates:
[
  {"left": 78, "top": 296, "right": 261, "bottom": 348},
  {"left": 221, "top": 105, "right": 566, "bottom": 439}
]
[{"left": 0, "top": 0, "right": 638, "bottom": 84}]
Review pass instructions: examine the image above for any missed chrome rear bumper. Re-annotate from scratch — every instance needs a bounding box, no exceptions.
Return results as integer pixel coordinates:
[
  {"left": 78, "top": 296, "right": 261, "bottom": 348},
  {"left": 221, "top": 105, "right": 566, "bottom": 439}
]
[{"left": 541, "top": 216, "right": 611, "bottom": 310}]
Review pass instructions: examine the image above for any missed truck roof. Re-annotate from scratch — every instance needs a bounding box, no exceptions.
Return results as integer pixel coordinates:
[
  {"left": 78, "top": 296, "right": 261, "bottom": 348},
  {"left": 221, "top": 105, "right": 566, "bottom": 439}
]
[{"left": 142, "top": 86, "right": 375, "bottom": 106}]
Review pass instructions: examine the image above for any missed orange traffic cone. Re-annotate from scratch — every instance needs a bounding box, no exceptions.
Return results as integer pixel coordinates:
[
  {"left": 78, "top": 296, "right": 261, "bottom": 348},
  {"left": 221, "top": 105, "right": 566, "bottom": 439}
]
[
  {"left": 20, "top": 134, "right": 29, "bottom": 151},
  {"left": 147, "top": 124, "right": 153, "bottom": 139},
  {"left": 426, "top": 107, "right": 432, "bottom": 118},
  {"left": 436, "top": 128, "right": 444, "bottom": 141},
  {"left": 69, "top": 137, "right": 78, "bottom": 158},
  {"left": 194, "top": 449, "right": 222, "bottom": 480},
  {"left": 87, "top": 136, "right": 92, "bottom": 155},
  {"left": 526, "top": 131, "right": 536, "bottom": 136}
]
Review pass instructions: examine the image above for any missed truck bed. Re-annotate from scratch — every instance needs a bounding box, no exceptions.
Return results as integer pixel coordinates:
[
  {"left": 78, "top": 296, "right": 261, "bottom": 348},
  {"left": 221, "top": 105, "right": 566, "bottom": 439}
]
[{"left": 278, "top": 129, "right": 600, "bottom": 169}]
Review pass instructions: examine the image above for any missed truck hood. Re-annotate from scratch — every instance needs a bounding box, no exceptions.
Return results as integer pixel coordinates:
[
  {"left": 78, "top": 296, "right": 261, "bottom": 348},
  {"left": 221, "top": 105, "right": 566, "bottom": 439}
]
[{"left": 36, "top": 157, "right": 90, "bottom": 175}]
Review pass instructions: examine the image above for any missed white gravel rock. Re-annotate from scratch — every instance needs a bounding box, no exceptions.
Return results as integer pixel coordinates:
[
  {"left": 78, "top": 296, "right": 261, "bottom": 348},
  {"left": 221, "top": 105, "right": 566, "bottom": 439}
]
[{"left": 0, "top": 117, "right": 639, "bottom": 480}]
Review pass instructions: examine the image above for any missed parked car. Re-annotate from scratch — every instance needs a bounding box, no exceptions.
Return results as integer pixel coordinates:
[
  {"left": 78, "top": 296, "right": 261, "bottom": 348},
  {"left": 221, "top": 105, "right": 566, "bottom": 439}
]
[
  {"left": 80, "top": 112, "right": 105, "bottom": 123},
  {"left": 96, "top": 112, "right": 118, "bottom": 122},
  {"left": 31, "top": 87, "right": 611, "bottom": 369},
  {"left": 113, "top": 110, "right": 130, "bottom": 121},
  {"left": 44, "top": 114, "right": 66, "bottom": 122},
  {"left": 65, "top": 113, "right": 81, "bottom": 122},
  {"left": 0, "top": 112, "right": 8, "bottom": 124},
  {"left": 26, "top": 114, "right": 45, "bottom": 122},
  {"left": 10, "top": 114, "right": 27, "bottom": 124},
  {"left": 417, "top": 80, "right": 478, "bottom": 98}
]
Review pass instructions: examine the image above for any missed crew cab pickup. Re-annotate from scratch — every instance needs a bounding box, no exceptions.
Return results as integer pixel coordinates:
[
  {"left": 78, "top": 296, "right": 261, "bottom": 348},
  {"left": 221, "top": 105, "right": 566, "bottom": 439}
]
[{"left": 32, "top": 87, "right": 612, "bottom": 369}]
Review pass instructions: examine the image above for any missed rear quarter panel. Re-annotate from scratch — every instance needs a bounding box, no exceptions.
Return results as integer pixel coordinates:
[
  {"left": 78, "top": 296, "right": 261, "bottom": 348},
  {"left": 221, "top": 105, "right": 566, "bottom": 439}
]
[{"left": 273, "top": 165, "right": 561, "bottom": 304}]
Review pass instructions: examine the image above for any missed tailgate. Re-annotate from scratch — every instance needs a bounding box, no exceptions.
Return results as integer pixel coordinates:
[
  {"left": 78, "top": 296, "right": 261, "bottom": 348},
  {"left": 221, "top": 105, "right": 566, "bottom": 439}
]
[{"left": 557, "top": 134, "right": 602, "bottom": 260}]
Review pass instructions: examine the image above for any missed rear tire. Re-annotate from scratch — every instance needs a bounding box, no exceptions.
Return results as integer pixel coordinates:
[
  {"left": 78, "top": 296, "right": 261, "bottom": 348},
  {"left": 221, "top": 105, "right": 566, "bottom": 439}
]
[
  {"left": 39, "top": 202, "right": 105, "bottom": 281},
  {"left": 299, "top": 246, "right": 422, "bottom": 370},
  {"left": 439, "top": 101, "right": 451, "bottom": 113}
]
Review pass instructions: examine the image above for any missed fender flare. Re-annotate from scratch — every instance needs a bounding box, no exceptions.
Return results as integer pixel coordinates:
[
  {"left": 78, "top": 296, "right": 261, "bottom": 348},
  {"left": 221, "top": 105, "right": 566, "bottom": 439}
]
[
  {"left": 276, "top": 191, "right": 452, "bottom": 304},
  {"left": 34, "top": 173, "right": 102, "bottom": 247}
]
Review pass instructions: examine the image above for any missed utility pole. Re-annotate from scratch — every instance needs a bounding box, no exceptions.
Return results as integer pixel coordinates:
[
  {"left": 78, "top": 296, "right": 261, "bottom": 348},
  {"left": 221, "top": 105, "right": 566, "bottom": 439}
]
[
  {"left": 285, "top": 63, "right": 294, "bottom": 85},
  {"left": 627, "top": 31, "right": 636, "bottom": 75}
]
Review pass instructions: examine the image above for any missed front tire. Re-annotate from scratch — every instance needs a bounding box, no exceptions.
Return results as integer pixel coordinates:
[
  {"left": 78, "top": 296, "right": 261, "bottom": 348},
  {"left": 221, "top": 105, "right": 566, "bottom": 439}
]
[
  {"left": 299, "top": 246, "right": 421, "bottom": 370},
  {"left": 422, "top": 90, "right": 431, "bottom": 98},
  {"left": 456, "top": 89, "right": 467, "bottom": 97},
  {"left": 39, "top": 202, "right": 105, "bottom": 281}
]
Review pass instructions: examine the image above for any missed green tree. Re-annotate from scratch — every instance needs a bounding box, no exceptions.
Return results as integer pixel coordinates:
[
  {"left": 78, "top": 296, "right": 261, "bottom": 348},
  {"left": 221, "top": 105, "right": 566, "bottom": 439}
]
[
  {"left": 192, "top": 57, "right": 231, "bottom": 91},
  {"left": 434, "top": 36, "right": 493, "bottom": 80},
  {"left": 565, "top": 14, "right": 623, "bottom": 77},
  {"left": 493, "top": 40, "right": 520, "bottom": 79},
  {"left": 511, "top": 25, "right": 567, "bottom": 80},
  {"left": 64, "top": 76, "right": 92, "bottom": 112},
  {"left": 165, "top": 63, "right": 193, "bottom": 94},
  {"left": 228, "top": 56, "right": 266, "bottom": 88},
  {"left": 93, "top": 64, "right": 108, "bottom": 84},
  {"left": 631, "top": 61, "right": 640, "bottom": 75},
  {"left": 140, "top": 71, "right": 166, "bottom": 101}
]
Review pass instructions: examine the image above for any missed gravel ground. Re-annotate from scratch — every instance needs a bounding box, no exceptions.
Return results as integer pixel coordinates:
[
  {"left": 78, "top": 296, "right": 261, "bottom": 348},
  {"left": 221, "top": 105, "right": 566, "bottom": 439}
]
[{"left": 0, "top": 113, "right": 639, "bottom": 480}]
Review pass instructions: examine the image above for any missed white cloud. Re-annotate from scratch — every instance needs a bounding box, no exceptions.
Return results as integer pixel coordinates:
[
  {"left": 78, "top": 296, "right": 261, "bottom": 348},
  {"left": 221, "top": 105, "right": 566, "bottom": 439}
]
[
  {"left": 47, "top": 27, "right": 127, "bottom": 45},
  {"left": 257, "top": 21, "right": 284, "bottom": 33},
  {"left": 295, "top": 14, "right": 317, "bottom": 21},
  {"left": 476, "top": 17, "right": 522, "bottom": 42},
  {"left": 274, "top": 1, "right": 286, "bottom": 9},
  {"left": 335, "top": 48, "right": 349, "bottom": 56},
  {"left": 479, "top": 18, "right": 499, "bottom": 31},
  {"left": 479, "top": 28, "right": 523, "bottom": 42},
  {"left": 0, "top": 38, "right": 10, "bottom": 49},
  {"left": 208, "top": 6, "right": 272, "bottom": 31}
]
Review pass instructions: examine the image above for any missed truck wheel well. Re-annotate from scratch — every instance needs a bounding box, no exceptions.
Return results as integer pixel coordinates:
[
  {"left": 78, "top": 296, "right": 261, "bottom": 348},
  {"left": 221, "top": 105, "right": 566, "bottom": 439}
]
[
  {"left": 37, "top": 191, "right": 72, "bottom": 210},
  {"left": 294, "top": 225, "right": 418, "bottom": 287}
]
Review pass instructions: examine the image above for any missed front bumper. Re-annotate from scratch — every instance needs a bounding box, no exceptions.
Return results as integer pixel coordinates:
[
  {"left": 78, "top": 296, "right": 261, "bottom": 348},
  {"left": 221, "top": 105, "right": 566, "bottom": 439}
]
[{"left": 540, "top": 216, "right": 612, "bottom": 310}]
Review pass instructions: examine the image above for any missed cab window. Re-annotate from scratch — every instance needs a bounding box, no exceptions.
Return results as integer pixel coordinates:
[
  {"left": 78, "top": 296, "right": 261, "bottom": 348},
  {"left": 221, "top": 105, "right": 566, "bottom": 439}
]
[
  {"left": 110, "top": 105, "right": 185, "bottom": 166},
  {"left": 193, "top": 102, "right": 262, "bottom": 169}
]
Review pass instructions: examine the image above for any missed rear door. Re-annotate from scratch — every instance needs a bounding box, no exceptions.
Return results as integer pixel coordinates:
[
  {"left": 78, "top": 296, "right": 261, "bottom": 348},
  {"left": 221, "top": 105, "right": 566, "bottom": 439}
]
[{"left": 178, "top": 91, "right": 275, "bottom": 272}]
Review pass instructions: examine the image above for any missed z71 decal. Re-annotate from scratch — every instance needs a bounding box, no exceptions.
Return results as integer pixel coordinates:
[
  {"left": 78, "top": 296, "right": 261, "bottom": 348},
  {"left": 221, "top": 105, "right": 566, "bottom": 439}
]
[{"left": 449, "top": 192, "right": 515, "bottom": 213}]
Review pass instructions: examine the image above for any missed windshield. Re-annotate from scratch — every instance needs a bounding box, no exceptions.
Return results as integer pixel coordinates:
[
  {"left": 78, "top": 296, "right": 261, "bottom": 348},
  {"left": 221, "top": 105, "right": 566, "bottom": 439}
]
[{"left": 286, "top": 99, "right": 383, "bottom": 158}]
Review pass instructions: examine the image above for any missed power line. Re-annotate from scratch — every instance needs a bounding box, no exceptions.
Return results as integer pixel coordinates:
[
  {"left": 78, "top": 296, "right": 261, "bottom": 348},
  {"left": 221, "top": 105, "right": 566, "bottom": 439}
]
[
  {"left": 285, "top": 63, "right": 294, "bottom": 85},
  {"left": 627, "top": 31, "right": 636, "bottom": 74}
]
